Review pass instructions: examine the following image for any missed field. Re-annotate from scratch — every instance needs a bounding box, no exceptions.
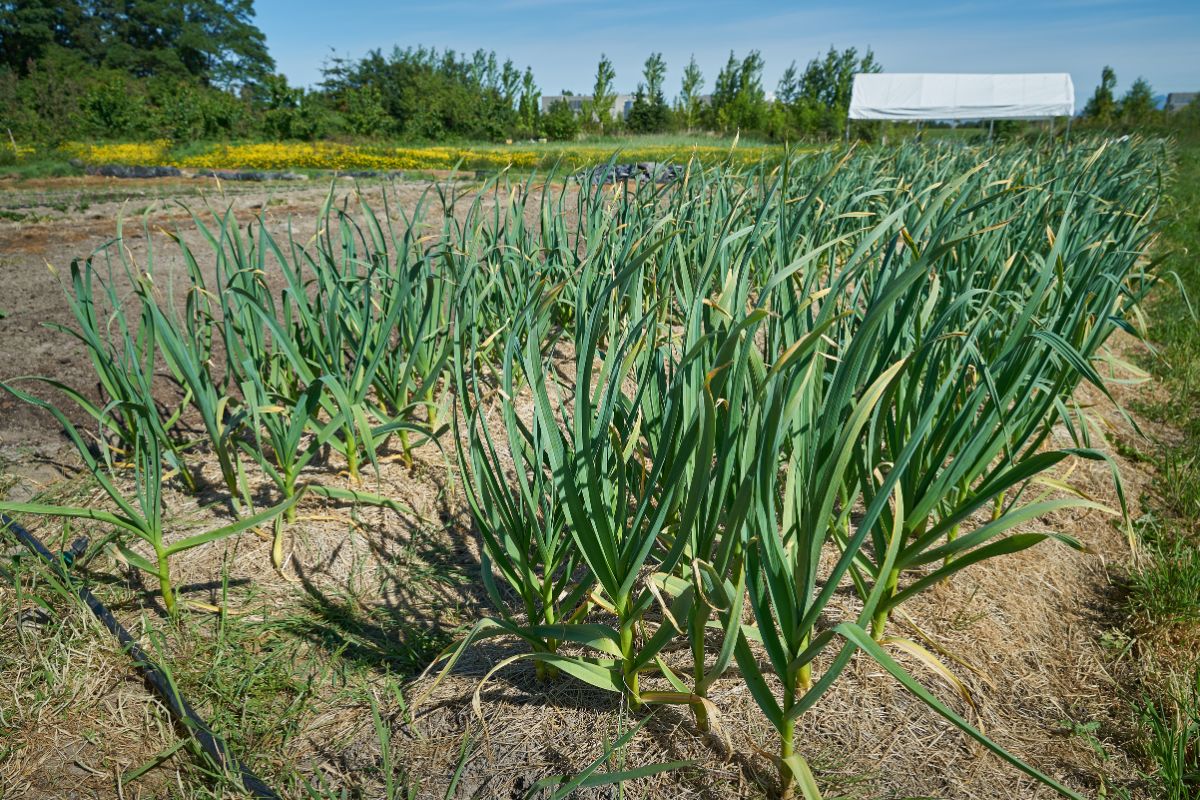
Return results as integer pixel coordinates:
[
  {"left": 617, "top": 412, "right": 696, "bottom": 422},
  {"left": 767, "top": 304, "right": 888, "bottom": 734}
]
[
  {"left": 0, "top": 137, "right": 1196, "bottom": 800},
  {"left": 3, "top": 136, "right": 790, "bottom": 180}
]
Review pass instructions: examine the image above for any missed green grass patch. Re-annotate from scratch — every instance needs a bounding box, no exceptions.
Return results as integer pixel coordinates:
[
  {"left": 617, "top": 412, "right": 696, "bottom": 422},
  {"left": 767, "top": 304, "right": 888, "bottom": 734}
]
[
  {"left": 1125, "top": 134, "right": 1200, "bottom": 798},
  {"left": 0, "top": 155, "right": 84, "bottom": 180}
]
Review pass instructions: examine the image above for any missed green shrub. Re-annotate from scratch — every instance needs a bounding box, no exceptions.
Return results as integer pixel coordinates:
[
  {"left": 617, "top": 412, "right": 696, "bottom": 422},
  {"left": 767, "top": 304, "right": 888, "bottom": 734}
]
[{"left": 542, "top": 98, "right": 578, "bottom": 141}]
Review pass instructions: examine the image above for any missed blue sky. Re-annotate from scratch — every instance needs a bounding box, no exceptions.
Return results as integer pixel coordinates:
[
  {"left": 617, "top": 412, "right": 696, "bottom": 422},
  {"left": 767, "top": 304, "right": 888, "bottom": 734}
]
[{"left": 255, "top": 0, "right": 1198, "bottom": 110}]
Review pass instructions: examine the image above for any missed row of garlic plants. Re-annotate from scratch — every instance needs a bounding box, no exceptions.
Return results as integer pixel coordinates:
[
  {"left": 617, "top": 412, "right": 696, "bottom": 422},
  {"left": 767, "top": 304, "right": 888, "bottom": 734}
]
[
  {"left": 0, "top": 185, "right": 455, "bottom": 612},
  {"left": 449, "top": 139, "right": 1162, "bottom": 798},
  {"left": 0, "top": 139, "right": 1163, "bottom": 796}
]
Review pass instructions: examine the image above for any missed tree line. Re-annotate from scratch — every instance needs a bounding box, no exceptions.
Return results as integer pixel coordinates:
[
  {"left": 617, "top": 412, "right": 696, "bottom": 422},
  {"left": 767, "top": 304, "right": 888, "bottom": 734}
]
[
  {"left": 2, "top": 1, "right": 1195, "bottom": 148},
  {"left": 1071, "top": 66, "right": 1200, "bottom": 137},
  {"left": 1081, "top": 66, "right": 1171, "bottom": 127},
  {"left": 538, "top": 46, "right": 880, "bottom": 141},
  {"left": 0, "top": 1, "right": 883, "bottom": 144}
]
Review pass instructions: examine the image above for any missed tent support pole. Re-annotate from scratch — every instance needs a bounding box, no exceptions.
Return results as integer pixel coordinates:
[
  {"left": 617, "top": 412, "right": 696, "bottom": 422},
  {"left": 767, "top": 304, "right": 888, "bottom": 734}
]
[{"left": 988, "top": 119, "right": 994, "bottom": 140}]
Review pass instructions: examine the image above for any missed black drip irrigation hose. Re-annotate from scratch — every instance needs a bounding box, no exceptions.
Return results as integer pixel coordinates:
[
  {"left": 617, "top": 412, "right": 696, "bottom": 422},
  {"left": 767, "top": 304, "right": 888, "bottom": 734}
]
[{"left": 0, "top": 512, "right": 280, "bottom": 800}]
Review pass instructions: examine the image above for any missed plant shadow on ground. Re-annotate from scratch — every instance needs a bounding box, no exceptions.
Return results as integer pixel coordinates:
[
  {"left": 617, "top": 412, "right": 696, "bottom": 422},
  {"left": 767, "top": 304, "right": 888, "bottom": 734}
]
[
  {"left": 81, "top": 565, "right": 254, "bottom": 619},
  {"left": 283, "top": 473, "right": 486, "bottom": 678},
  {"left": 407, "top": 629, "right": 871, "bottom": 800}
]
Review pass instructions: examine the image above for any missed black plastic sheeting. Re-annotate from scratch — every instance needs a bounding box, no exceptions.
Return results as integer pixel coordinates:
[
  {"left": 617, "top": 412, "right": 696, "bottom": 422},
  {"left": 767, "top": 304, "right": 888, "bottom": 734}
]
[
  {"left": 71, "top": 161, "right": 309, "bottom": 182},
  {"left": 194, "top": 169, "right": 308, "bottom": 182},
  {"left": 0, "top": 513, "right": 280, "bottom": 799},
  {"left": 84, "top": 164, "right": 183, "bottom": 179},
  {"left": 577, "top": 161, "right": 684, "bottom": 185},
  {"left": 334, "top": 169, "right": 401, "bottom": 179}
]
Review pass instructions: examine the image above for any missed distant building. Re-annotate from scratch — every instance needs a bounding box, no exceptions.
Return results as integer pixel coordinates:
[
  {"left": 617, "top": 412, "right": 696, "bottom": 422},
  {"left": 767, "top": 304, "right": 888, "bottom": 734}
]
[
  {"left": 1166, "top": 92, "right": 1198, "bottom": 112},
  {"left": 541, "top": 94, "right": 636, "bottom": 119}
]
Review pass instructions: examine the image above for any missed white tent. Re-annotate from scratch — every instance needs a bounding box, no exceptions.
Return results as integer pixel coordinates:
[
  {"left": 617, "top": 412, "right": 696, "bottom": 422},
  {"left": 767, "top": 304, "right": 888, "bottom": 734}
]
[{"left": 848, "top": 73, "right": 1075, "bottom": 121}]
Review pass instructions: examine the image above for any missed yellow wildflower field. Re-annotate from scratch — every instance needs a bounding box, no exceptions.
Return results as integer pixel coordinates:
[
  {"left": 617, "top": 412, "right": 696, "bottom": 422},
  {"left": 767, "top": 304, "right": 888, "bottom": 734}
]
[
  {"left": 62, "top": 140, "right": 174, "bottom": 166},
  {"left": 62, "top": 140, "right": 786, "bottom": 172}
]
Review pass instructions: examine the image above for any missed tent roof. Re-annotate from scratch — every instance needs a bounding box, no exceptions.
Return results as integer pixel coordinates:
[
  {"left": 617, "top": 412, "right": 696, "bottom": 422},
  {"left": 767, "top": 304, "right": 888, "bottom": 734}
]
[{"left": 848, "top": 73, "right": 1074, "bottom": 121}]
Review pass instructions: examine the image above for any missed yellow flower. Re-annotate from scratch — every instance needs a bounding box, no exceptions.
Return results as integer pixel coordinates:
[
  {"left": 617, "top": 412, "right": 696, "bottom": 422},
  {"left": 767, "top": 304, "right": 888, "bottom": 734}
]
[
  {"left": 63, "top": 140, "right": 789, "bottom": 173},
  {"left": 62, "top": 140, "right": 172, "bottom": 166}
]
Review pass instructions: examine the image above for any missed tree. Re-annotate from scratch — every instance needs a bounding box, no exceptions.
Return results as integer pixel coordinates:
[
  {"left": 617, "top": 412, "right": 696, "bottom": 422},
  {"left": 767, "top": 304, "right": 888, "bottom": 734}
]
[
  {"left": 1119, "top": 76, "right": 1156, "bottom": 126},
  {"left": 469, "top": 49, "right": 498, "bottom": 89},
  {"left": 678, "top": 55, "right": 705, "bottom": 131},
  {"left": 643, "top": 52, "right": 666, "bottom": 100},
  {"left": 542, "top": 97, "right": 578, "bottom": 141},
  {"left": 777, "top": 61, "right": 800, "bottom": 105},
  {"left": 628, "top": 53, "right": 668, "bottom": 134},
  {"left": 0, "top": 0, "right": 96, "bottom": 76},
  {"left": 80, "top": 76, "right": 143, "bottom": 138},
  {"left": 0, "top": 0, "right": 274, "bottom": 87},
  {"left": 344, "top": 84, "right": 390, "bottom": 137},
  {"left": 149, "top": 77, "right": 204, "bottom": 140},
  {"left": 627, "top": 85, "right": 652, "bottom": 134},
  {"left": 742, "top": 45, "right": 886, "bottom": 140},
  {"left": 711, "top": 52, "right": 740, "bottom": 112},
  {"left": 709, "top": 50, "right": 767, "bottom": 133},
  {"left": 1083, "top": 66, "right": 1118, "bottom": 123},
  {"left": 517, "top": 66, "right": 540, "bottom": 136},
  {"left": 792, "top": 45, "right": 880, "bottom": 137},
  {"left": 257, "top": 72, "right": 334, "bottom": 140},
  {"left": 585, "top": 53, "right": 617, "bottom": 134},
  {"left": 0, "top": 46, "right": 92, "bottom": 143},
  {"left": 627, "top": 84, "right": 668, "bottom": 134},
  {"left": 500, "top": 58, "right": 521, "bottom": 108},
  {"left": 321, "top": 46, "right": 517, "bottom": 140},
  {"left": 769, "top": 62, "right": 814, "bottom": 140}
]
